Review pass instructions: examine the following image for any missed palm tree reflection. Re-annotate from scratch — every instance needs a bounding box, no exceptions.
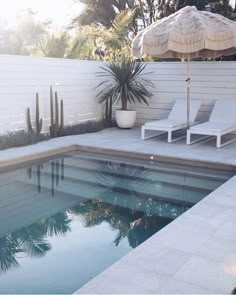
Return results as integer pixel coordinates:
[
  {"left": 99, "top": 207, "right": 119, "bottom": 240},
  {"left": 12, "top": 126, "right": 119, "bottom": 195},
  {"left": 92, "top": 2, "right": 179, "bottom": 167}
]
[
  {"left": 42, "top": 212, "right": 72, "bottom": 237},
  {"left": 0, "top": 211, "right": 71, "bottom": 275},
  {"left": 1, "top": 160, "right": 190, "bottom": 276},
  {"left": 0, "top": 235, "right": 21, "bottom": 274}
]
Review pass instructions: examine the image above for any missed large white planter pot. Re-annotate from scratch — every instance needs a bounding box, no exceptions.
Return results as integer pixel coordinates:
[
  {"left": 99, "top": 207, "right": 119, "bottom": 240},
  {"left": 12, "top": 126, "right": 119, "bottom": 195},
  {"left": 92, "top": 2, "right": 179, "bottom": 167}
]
[{"left": 116, "top": 110, "right": 136, "bottom": 129}]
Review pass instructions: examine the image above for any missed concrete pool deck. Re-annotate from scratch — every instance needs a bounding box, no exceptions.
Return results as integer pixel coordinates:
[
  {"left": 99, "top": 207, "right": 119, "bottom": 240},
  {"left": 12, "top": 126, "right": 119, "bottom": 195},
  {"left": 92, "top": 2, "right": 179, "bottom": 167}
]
[{"left": 1, "top": 127, "right": 236, "bottom": 294}]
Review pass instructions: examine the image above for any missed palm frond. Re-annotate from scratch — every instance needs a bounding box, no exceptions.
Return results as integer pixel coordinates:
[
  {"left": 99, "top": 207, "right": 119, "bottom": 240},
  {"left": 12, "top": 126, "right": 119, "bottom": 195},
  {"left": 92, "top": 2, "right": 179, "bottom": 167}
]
[
  {"left": 96, "top": 58, "right": 155, "bottom": 110},
  {"left": 111, "top": 8, "right": 137, "bottom": 40}
]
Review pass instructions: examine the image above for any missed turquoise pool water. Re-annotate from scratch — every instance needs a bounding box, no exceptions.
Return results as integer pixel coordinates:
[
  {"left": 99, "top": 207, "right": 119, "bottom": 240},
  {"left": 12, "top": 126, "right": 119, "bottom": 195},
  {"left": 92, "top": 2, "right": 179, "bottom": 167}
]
[{"left": 0, "top": 151, "right": 234, "bottom": 294}]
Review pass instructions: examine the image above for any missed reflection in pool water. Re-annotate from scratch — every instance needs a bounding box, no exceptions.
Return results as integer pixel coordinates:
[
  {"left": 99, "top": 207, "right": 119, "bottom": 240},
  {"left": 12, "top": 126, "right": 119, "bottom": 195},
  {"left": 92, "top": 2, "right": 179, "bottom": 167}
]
[
  {"left": 0, "top": 199, "right": 173, "bottom": 276},
  {"left": 0, "top": 151, "right": 231, "bottom": 293}
]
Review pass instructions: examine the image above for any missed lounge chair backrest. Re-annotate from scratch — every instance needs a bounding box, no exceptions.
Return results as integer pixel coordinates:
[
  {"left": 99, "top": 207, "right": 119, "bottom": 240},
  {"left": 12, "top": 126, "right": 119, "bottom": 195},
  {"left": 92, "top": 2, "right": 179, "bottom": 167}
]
[
  {"left": 209, "top": 100, "right": 236, "bottom": 124},
  {"left": 168, "top": 99, "right": 201, "bottom": 122}
]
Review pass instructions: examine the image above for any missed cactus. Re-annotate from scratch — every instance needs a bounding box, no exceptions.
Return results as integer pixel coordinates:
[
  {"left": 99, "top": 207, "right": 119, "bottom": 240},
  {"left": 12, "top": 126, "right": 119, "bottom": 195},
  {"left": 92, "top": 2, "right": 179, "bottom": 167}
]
[
  {"left": 27, "top": 108, "right": 33, "bottom": 133},
  {"left": 50, "top": 86, "right": 54, "bottom": 126},
  {"left": 55, "top": 92, "right": 59, "bottom": 132},
  {"left": 59, "top": 99, "right": 64, "bottom": 134},
  {"left": 26, "top": 93, "right": 43, "bottom": 134},
  {"left": 50, "top": 87, "right": 64, "bottom": 137},
  {"left": 35, "top": 93, "right": 43, "bottom": 134}
]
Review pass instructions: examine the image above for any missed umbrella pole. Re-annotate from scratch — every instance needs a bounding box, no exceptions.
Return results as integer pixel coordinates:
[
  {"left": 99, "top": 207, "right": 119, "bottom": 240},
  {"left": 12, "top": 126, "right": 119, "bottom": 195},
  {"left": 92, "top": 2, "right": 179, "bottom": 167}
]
[{"left": 186, "top": 55, "right": 191, "bottom": 128}]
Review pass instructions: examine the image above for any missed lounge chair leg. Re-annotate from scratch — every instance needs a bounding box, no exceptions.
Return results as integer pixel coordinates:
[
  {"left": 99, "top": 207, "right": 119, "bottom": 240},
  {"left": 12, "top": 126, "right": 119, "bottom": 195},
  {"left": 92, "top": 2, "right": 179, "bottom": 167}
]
[
  {"left": 187, "top": 130, "right": 191, "bottom": 145},
  {"left": 168, "top": 131, "right": 172, "bottom": 143},
  {"left": 216, "top": 135, "right": 221, "bottom": 148},
  {"left": 141, "top": 126, "right": 145, "bottom": 140}
]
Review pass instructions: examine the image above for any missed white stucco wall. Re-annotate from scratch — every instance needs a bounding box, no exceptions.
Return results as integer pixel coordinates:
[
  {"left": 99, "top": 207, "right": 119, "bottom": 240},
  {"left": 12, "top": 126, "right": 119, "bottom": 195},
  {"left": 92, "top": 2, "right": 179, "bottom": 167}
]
[
  {"left": 0, "top": 55, "right": 102, "bottom": 133},
  {"left": 135, "top": 61, "right": 236, "bottom": 125},
  {"left": 0, "top": 55, "right": 235, "bottom": 133}
]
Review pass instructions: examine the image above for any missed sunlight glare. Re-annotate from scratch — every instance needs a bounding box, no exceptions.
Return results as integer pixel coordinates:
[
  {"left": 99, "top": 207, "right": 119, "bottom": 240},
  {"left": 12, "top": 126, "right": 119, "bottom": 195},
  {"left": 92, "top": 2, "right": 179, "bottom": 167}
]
[{"left": 0, "top": 0, "right": 82, "bottom": 27}]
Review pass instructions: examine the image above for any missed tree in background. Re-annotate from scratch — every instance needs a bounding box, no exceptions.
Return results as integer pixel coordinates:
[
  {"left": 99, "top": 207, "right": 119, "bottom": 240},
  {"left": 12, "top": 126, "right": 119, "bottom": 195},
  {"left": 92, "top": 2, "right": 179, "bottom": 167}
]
[
  {"left": 72, "top": 0, "right": 235, "bottom": 35},
  {"left": 156, "top": 0, "right": 234, "bottom": 18},
  {"left": 211, "top": 0, "right": 234, "bottom": 18},
  {"left": 0, "top": 10, "right": 46, "bottom": 56},
  {"left": 32, "top": 32, "right": 70, "bottom": 58},
  {"left": 71, "top": 0, "right": 136, "bottom": 28},
  {"left": 0, "top": 9, "right": 70, "bottom": 58},
  {"left": 72, "top": 0, "right": 159, "bottom": 31},
  {"left": 69, "top": 8, "right": 137, "bottom": 61},
  {"left": 0, "top": 0, "right": 233, "bottom": 59}
]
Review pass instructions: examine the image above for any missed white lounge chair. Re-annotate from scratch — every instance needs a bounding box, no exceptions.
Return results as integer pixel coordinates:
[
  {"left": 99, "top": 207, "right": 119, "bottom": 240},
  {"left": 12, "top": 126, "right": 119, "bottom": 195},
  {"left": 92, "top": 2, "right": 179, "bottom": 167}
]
[
  {"left": 187, "top": 99, "right": 236, "bottom": 148},
  {"left": 141, "top": 99, "right": 201, "bottom": 142}
]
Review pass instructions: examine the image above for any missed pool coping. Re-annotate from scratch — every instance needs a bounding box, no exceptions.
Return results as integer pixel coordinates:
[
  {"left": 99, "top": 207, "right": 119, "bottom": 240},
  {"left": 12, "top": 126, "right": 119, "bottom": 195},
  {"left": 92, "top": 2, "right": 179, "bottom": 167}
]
[
  {"left": 1, "top": 143, "right": 235, "bottom": 172},
  {"left": 0, "top": 133, "right": 236, "bottom": 294}
]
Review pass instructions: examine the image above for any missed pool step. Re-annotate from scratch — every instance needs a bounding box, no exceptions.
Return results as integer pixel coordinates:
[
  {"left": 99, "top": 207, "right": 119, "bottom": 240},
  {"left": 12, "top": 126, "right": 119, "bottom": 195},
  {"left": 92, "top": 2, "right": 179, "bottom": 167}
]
[
  {"left": 0, "top": 180, "right": 86, "bottom": 237},
  {"left": 0, "top": 150, "right": 232, "bottom": 237},
  {"left": 25, "top": 164, "right": 209, "bottom": 205},
  {"left": 67, "top": 151, "right": 233, "bottom": 181},
  {"left": 18, "top": 177, "right": 190, "bottom": 220},
  {"left": 62, "top": 153, "right": 231, "bottom": 191},
  {"left": 63, "top": 160, "right": 221, "bottom": 192}
]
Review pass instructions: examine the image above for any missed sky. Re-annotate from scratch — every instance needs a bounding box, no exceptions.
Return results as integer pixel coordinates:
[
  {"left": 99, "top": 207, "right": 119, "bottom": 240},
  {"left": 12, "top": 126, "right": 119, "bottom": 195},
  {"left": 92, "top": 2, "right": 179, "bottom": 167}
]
[
  {"left": 230, "top": 0, "right": 235, "bottom": 8},
  {"left": 0, "top": 0, "right": 83, "bottom": 28},
  {"left": 0, "top": 0, "right": 235, "bottom": 30}
]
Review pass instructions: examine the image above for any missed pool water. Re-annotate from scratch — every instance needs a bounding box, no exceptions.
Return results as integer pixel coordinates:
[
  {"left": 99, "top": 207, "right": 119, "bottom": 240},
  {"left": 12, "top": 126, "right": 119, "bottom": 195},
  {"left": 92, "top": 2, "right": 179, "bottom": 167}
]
[{"left": 0, "top": 151, "right": 233, "bottom": 294}]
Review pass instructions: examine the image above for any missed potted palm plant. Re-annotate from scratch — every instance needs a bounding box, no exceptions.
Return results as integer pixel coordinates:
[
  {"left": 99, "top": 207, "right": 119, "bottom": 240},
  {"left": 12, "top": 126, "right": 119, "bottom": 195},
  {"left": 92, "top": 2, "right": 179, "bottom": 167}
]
[{"left": 96, "top": 58, "right": 154, "bottom": 128}]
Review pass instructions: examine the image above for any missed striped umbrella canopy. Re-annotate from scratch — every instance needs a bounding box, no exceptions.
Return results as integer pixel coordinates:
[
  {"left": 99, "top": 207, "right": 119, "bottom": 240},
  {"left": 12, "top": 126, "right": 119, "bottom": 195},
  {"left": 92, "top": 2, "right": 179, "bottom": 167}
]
[{"left": 132, "top": 6, "right": 236, "bottom": 127}]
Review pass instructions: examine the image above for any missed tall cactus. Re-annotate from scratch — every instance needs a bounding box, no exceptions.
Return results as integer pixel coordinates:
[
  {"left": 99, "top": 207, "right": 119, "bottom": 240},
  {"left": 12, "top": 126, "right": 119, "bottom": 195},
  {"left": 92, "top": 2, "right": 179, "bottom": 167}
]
[
  {"left": 27, "top": 107, "right": 33, "bottom": 133},
  {"left": 50, "top": 86, "right": 54, "bottom": 127},
  {"left": 60, "top": 99, "right": 64, "bottom": 134},
  {"left": 35, "top": 93, "right": 43, "bottom": 134},
  {"left": 27, "top": 92, "right": 43, "bottom": 134},
  {"left": 50, "top": 86, "right": 64, "bottom": 137}
]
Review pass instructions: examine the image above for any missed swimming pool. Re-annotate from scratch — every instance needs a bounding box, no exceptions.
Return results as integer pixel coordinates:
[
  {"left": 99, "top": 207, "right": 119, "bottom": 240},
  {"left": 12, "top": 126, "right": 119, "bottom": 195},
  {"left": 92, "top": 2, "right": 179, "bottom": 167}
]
[{"left": 0, "top": 150, "right": 234, "bottom": 293}]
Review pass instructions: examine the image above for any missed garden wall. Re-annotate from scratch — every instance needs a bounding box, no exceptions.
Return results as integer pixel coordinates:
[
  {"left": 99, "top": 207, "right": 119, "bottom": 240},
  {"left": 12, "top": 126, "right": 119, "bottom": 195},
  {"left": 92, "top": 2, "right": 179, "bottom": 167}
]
[
  {"left": 135, "top": 61, "right": 236, "bottom": 125},
  {"left": 0, "top": 55, "right": 235, "bottom": 133},
  {"left": 0, "top": 55, "right": 102, "bottom": 133}
]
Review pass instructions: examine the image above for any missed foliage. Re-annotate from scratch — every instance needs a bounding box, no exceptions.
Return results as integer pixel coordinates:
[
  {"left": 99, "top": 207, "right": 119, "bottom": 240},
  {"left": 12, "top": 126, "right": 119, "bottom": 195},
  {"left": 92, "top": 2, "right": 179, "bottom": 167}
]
[
  {"left": 0, "top": 1, "right": 233, "bottom": 59},
  {"left": 62, "top": 119, "right": 111, "bottom": 136},
  {"left": 212, "top": 0, "right": 234, "bottom": 18},
  {"left": 0, "top": 10, "right": 70, "bottom": 58},
  {"left": 32, "top": 31, "right": 70, "bottom": 58},
  {"left": 0, "top": 130, "right": 49, "bottom": 151},
  {"left": 96, "top": 58, "right": 154, "bottom": 110},
  {"left": 69, "top": 8, "right": 137, "bottom": 61},
  {"left": 156, "top": 0, "right": 234, "bottom": 18},
  {"left": 0, "top": 10, "right": 48, "bottom": 56},
  {"left": 70, "top": 0, "right": 233, "bottom": 61},
  {"left": 0, "top": 119, "right": 110, "bottom": 151},
  {"left": 72, "top": 0, "right": 136, "bottom": 28}
]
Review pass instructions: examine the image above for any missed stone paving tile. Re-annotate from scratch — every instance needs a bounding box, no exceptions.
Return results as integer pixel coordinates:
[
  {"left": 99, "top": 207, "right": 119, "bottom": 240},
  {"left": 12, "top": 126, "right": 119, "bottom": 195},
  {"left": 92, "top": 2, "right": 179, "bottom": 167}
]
[
  {"left": 157, "top": 278, "right": 213, "bottom": 294},
  {"left": 195, "top": 236, "right": 236, "bottom": 264},
  {"left": 0, "top": 127, "right": 235, "bottom": 167},
  {"left": 185, "top": 202, "right": 234, "bottom": 228},
  {"left": 158, "top": 226, "right": 212, "bottom": 254},
  {"left": 205, "top": 192, "right": 236, "bottom": 209},
  {"left": 174, "top": 256, "right": 236, "bottom": 294},
  {"left": 77, "top": 264, "right": 169, "bottom": 294},
  {"left": 214, "top": 222, "right": 236, "bottom": 242},
  {"left": 0, "top": 127, "right": 236, "bottom": 294}
]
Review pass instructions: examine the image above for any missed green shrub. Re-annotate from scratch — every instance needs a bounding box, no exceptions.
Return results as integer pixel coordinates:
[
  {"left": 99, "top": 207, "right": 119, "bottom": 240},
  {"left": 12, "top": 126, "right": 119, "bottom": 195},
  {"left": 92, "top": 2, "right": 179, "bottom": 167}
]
[
  {"left": 0, "top": 119, "right": 116, "bottom": 151},
  {"left": 62, "top": 120, "right": 107, "bottom": 136},
  {"left": 0, "top": 130, "right": 49, "bottom": 151}
]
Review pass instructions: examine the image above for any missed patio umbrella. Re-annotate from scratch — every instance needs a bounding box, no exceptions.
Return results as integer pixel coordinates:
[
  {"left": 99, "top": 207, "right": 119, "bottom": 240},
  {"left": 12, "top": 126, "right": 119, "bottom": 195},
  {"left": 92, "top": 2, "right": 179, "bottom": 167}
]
[{"left": 132, "top": 5, "right": 236, "bottom": 127}]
